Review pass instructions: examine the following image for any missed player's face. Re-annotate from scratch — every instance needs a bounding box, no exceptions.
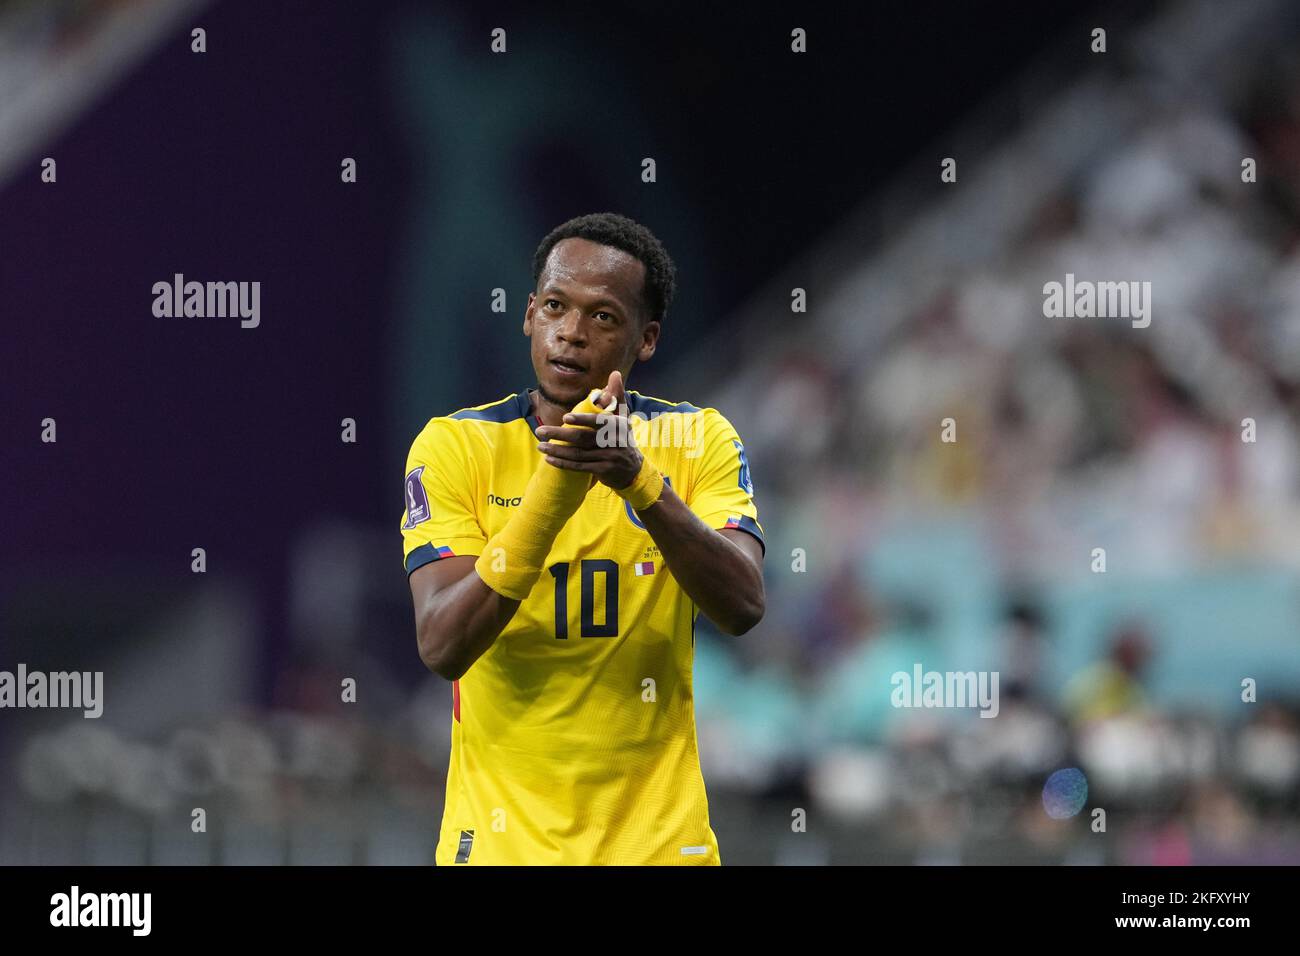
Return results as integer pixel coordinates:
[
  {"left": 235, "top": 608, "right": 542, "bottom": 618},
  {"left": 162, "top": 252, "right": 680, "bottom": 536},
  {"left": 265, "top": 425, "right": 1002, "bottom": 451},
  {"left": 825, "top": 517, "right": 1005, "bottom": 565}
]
[{"left": 524, "top": 237, "right": 659, "bottom": 407}]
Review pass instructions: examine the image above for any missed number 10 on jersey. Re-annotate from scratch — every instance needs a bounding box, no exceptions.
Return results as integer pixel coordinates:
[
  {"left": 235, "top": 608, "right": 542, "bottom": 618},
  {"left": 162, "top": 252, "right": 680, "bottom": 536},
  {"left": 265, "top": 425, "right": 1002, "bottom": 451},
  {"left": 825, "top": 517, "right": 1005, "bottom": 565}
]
[{"left": 548, "top": 560, "right": 619, "bottom": 638}]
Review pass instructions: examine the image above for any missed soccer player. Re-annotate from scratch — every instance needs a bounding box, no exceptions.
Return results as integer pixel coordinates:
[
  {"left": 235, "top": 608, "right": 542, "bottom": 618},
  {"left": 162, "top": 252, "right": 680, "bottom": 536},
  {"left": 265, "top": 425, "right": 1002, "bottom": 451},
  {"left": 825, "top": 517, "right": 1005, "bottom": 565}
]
[{"left": 400, "top": 212, "right": 765, "bottom": 865}]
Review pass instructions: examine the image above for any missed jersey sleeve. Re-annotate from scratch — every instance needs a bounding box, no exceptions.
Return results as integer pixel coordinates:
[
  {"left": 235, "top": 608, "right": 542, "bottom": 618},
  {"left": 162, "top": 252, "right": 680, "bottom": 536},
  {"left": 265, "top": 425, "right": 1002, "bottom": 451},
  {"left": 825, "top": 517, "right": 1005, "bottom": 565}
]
[
  {"left": 400, "top": 418, "right": 488, "bottom": 575},
  {"left": 686, "top": 408, "right": 765, "bottom": 554}
]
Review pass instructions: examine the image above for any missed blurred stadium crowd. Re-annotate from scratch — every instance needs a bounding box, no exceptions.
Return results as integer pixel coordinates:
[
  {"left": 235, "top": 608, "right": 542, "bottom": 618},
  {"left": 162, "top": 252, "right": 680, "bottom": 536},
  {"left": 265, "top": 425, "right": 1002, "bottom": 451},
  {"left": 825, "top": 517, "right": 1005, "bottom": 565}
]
[
  {"left": 6, "top": 0, "right": 1300, "bottom": 864},
  {"left": 697, "top": 0, "right": 1300, "bottom": 863}
]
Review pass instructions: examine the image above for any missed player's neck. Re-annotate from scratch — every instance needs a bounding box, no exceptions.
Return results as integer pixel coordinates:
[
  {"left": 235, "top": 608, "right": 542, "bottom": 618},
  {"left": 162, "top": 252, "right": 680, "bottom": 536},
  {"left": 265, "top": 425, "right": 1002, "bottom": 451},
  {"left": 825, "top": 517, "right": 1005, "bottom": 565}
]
[{"left": 528, "top": 387, "right": 572, "bottom": 428}]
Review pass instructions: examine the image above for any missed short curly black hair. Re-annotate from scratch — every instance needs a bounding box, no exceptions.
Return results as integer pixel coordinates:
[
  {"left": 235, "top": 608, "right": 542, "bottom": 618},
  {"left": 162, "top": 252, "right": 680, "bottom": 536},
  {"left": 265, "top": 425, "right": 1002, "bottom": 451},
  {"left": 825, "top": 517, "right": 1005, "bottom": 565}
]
[{"left": 531, "top": 212, "right": 677, "bottom": 326}]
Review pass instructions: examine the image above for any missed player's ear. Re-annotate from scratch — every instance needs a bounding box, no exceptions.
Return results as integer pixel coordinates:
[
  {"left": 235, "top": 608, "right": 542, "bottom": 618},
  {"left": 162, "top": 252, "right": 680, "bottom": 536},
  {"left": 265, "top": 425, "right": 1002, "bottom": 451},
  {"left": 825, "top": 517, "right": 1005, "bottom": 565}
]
[
  {"left": 523, "top": 292, "right": 535, "bottom": 336},
  {"left": 636, "top": 319, "right": 659, "bottom": 362}
]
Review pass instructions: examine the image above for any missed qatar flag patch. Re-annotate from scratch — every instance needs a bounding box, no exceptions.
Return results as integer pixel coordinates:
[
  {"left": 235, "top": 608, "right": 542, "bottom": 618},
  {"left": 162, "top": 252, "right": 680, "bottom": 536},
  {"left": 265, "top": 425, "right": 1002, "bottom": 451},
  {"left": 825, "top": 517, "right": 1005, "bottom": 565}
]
[{"left": 634, "top": 561, "right": 655, "bottom": 576}]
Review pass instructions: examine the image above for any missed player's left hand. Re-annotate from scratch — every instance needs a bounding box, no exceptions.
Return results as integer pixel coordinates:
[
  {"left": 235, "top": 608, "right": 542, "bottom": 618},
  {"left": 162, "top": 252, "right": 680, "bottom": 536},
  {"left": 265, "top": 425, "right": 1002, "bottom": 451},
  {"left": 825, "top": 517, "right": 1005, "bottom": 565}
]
[{"left": 535, "top": 370, "right": 643, "bottom": 490}]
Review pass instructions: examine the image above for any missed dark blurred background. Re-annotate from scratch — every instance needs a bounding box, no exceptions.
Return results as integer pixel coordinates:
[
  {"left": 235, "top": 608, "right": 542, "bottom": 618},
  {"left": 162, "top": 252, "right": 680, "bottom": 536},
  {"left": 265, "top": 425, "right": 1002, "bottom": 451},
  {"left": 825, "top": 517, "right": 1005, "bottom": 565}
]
[{"left": 3, "top": 0, "right": 1300, "bottom": 864}]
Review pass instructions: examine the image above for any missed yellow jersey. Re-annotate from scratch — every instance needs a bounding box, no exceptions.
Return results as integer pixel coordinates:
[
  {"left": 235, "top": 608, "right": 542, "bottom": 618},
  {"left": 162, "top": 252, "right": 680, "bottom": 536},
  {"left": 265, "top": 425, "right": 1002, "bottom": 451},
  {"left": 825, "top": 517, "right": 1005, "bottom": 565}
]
[{"left": 399, "top": 386, "right": 764, "bottom": 865}]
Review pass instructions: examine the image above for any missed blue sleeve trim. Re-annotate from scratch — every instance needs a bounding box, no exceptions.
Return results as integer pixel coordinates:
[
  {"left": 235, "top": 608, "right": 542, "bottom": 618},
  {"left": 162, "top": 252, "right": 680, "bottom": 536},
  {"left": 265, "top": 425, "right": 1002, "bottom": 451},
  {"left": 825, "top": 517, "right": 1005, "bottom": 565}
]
[
  {"left": 722, "top": 514, "right": 765, "bottom": 556},
  {"left": 405, "top": 543, "right": 441, "bottom": 576}
]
